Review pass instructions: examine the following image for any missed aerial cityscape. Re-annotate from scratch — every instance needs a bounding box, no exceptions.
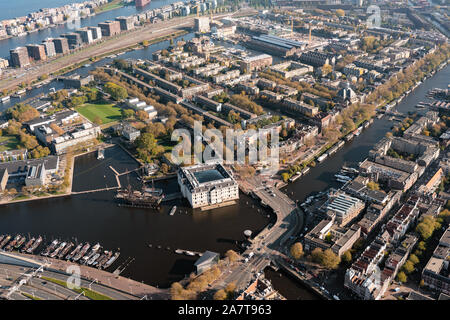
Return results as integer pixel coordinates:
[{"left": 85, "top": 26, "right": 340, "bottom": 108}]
[{"left": 0, "top": 0, "right": 449, "bottom": 304}]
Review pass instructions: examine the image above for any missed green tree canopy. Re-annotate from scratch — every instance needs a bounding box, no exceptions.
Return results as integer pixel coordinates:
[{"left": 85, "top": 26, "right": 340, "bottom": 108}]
[{"left": 290, "top": 242, "right": 304, "bottom": 260}]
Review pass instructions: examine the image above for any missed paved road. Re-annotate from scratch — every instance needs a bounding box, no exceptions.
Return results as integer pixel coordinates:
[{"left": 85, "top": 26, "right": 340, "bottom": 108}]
[{"left": 213, "top": 174, "right": 304, "bottom": 292}]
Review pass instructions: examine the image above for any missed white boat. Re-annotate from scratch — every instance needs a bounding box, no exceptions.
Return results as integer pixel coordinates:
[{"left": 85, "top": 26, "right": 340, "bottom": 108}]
[
  {"left": 0, "top": 96, "right": 10, "bottom": 103},
  {"left": 87, "top": 253, "right": 101, "bottom": 266},
  {"left": 169, "top": 206, "right": 177, "bottom": 216},
  {"left": 335, "top": 174, "right": 351, "bottom": 181},
  {"left": 185, "top": 251, "right": 195, "bottom": 256},
  {"left": 97, "top": 148, "right": 105, "bottom": 160},
  {"left": 103, "top": 252, "right": 120, "bottom": 269},
  {"left": 317, "top": 154, "right": 327, "bottom": 163}
]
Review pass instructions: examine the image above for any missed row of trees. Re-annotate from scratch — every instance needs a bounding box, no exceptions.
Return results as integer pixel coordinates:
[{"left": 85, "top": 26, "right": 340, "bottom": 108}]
[
  {"left": 310, "top": 248, "right": 341, "bottom": 269},
  {"left": 171, "top": 250, "right": 239, "bottom": 300}
]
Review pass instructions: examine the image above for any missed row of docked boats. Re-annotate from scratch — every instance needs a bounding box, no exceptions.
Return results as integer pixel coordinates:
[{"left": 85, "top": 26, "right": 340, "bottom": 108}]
[
  {"left": 0, "top": 234, "right": 43, "bottom": 254},
  {"left": 40, "top": 240, "right": 120, "bottom": 269},
  {"left": 0, "top": 234, "right": 120, "bottom": 270}
]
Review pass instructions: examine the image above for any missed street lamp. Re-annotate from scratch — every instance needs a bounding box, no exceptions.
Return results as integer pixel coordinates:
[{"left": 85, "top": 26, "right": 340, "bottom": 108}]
[{"left": 88, "top": 279, "right": 98, "bottom": 290}]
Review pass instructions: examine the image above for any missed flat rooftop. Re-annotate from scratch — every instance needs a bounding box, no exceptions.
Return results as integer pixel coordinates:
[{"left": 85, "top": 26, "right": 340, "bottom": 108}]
[{"left": 194, "top": 169, "right": 226, "bottom": 184}]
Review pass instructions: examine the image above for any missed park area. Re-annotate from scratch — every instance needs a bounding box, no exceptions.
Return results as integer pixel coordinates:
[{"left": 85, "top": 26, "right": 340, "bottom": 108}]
[
  {"left": 76, "top": 103, "right": 122, "bottom": 125},
  {"left": 0, "top": 135, "right": 20, "bottom": 152}
]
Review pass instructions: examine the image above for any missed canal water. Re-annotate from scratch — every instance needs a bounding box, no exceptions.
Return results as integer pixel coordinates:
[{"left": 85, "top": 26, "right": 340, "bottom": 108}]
[
  {"left": 0, "top": 145, "right": 273, "bottom": 287},
  {"left": 264, "top": 268, "right": 322, "bottom": 300},
  {"left": 0, "top": 0, "right": 448, "bottom": 290}
]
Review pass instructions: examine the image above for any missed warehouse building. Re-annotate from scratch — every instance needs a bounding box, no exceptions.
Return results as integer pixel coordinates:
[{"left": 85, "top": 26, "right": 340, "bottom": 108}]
[{"left": 178, "top": 163, "right": 239, "bottom": 209}]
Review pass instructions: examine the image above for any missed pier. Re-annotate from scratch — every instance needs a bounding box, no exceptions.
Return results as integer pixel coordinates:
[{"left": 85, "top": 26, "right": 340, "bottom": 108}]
[{"left": 71, "top": 186, "right": 120, "bottom": 195}]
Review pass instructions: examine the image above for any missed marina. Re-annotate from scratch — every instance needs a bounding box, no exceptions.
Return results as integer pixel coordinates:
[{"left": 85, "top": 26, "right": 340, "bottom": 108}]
[{"left": 0, "top": 233, "right": 121, "bottom": 270}]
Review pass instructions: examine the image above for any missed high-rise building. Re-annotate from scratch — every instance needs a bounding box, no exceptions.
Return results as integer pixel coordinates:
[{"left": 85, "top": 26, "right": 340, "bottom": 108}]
[
  {"left": 116, "top": 16, "right": 135, "bottom": 31},
  {"left": 194, "top": 17, "right": 210, "bottom": 33},
  {"left": 88, "top": 26, "right": 102, "bottom": 41},
  {"left": 26, "top": 44, "right": 47, "bottom": 61},
  {"left": 61, "top": 33, "right": 82, "bottom": 49},
  {"left": 76, "top": 28, "right": 94, "bottom": 44},
  {"left": 98, "top": 20, "right": 121, "bottom": 37},
  {"left": 10, "top": 47, "right": 30, "bottom": 68},
  {"left": 52, "top": 38, "right": 70, "bottom": 54},
  {"left": 42, "top": 40, "right": 56, "bottom": 57},
  {"left": 135, "top": 0, "right": 151, "bottom": 8}
]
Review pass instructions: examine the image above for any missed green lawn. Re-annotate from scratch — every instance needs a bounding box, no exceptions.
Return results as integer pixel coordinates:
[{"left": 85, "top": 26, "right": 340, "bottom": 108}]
[
  {"left": 41, "top": 276, "right": 112, "bottom": 300},
  {"left": 0, "top": 135, "right": 20, "bottom": 152},
  {"left": 76, "top": 103, "right": 122, "bottom": 124}
]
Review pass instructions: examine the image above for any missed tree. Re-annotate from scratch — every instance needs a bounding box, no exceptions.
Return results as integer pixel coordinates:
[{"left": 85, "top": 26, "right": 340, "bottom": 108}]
[
  {"left": 311, "top": 248, "right": 324, "bottom": 264},
  {"left": 225, "top": 282, "right": 236, "bottom": 299},
  {"left": 409, "top": 254, "right": 420, "bottom": 265},
  {"left": 225, "top": 250, "right": 239, "bottom": 263},
  {"left": 397, "top": 271, "right": 407, "bottom": 283},
  {"left": 367, "top": 181, "right": 380, "bottom": 191},
  {"left": 121, "top": 109, "right": 135, "bottom": 120},
  {"left": 290, "top": 242, "right": 304, "bottom": 260},
  {"left": 342, "top": 250, "right": 352, "bottom": 264},
  {"left": 214, "top": 289, "right": 227, "bottom": 300},
  {"left": 321, "top": 249, "right": 340, "bottom": 269},
  {"left": 136, "top": 132, "right": 164, "bottom": 162},
  {"left": 104, "top": 82, "right": 128, "bottom": 101},
  {"left": 322, "top": 64, "right": 333, "bottom": 76},
  {"left": 416, "top": 216, "right": 440, "bottom": 240},
  {"left": 7, "top": 104, "right": 40, "bottom": 123},
  {"left": 137, "top": 110, "right": 149, "bottom": 121},
  {"left": 402, "top": 261, "right": 415, "bottom": 274},
  {"left": 336, "top": 9, "right": 345, "bottom": 17}
]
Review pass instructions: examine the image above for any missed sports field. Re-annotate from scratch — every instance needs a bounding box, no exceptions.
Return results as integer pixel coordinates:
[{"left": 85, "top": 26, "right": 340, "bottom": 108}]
[{"left": 76, "top": 103, "right": 122, "bottom": 124}]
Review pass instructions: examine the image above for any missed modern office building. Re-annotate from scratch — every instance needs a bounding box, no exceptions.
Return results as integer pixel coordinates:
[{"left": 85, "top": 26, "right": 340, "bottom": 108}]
[
  {"left": 98, "top": 20, "right": 121, "bottom": 37},
  {"left": 10, "top": 47, "right": 30, "bottom": 68},
  {"left": 52, "top": 37, "right": 70, "bottom": 54},
  {"left": 178, "top": 163, "right": 239, "bottom": 209},
  {"left": 88, "top": 26, "right": 102, "bottom": 41},
  {"left": 41, "top": 40, "right": 56, "bottom": 57},
  {"left": 76, "top": 28, "right": 94, "bottom": 44},
  {"left": 116, "top": 16, "right": 135, "bottom": 31},
  {"left": 61, "top": 33, "right": 82, "bottom": 49},
  {"left": 26, "top": 44, "right": 47, "bottom": 61}
]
